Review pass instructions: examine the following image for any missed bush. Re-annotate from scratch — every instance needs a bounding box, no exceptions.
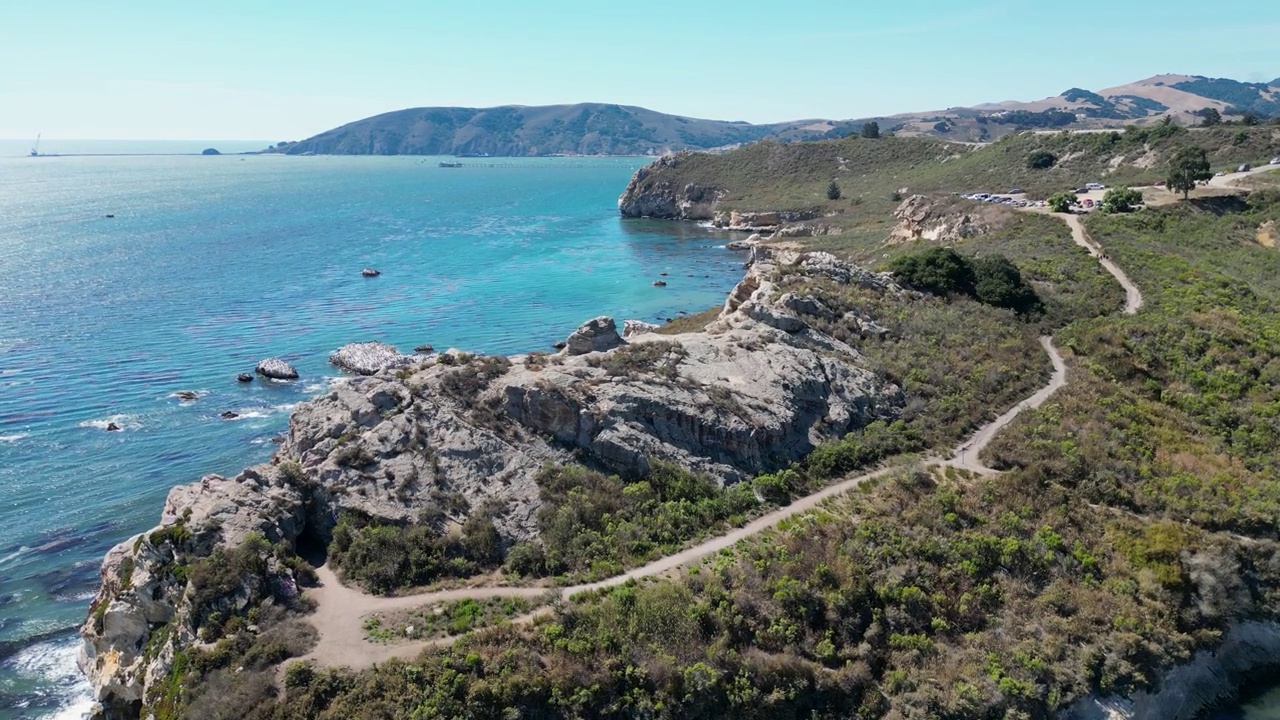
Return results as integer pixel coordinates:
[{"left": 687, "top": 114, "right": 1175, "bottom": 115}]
[
  {"left": 1027, "top": 150, "right": 1057, "bottom": 169},
  {"left": 888, "top": 247, "right": 976, "bottom": 296},
  {"left": 1047, "top": 191, "right": 1077, "bottom": 213},
  {"left": 972, "top": 255, "right": 1043, "bottom": 315},
  {"left": 1101, "top": 186, "right": 1144, "bottom": 213}
]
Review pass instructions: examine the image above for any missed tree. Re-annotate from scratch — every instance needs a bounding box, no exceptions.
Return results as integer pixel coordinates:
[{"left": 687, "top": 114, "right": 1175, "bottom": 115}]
[
  {"left": 826, "top": 180, "right": 842, "bottom": 200},
  {"left": 1165, "top": 147, "right": 1212, "bottom": 199},
  {"left": 1047, "top": 191, "right": 1077, "bottom": 213},
  {"left": 1101, "top": 186, "right": 1144, "bottom": 213},
  {"left": 861, "top": 121, "right": 881, "bottom": 139},
  {"left": 1198, "top": 107, "right": 1222, "bottom": 127},
  {"left": 1241, "top": 112, "right": 1260, "bottom": 127},
  {"left": 1027, "top": 150, "right": 1057, "bottom": 170}
]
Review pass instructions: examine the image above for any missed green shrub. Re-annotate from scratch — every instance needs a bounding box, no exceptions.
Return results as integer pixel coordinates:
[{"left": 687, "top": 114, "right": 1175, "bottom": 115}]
[{"left": 888, "top": 247, "right": 975, "bottom": 296}]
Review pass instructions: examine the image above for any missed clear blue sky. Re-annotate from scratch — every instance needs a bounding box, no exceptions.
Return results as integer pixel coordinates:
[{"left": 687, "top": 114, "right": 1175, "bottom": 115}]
[{"left": 2, "top": 0, "right": 1276, "bottom": 141}]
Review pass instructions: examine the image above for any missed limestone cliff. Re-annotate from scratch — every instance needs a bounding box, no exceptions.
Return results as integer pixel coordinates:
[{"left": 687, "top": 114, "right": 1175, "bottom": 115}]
[{"left": 78, "top": 249, "right": 906, "bottom": 718}]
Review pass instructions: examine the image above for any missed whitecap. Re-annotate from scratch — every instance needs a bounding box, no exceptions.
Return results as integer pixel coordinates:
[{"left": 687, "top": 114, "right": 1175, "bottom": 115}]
[
  {"left": 0, "top": 545, "right": 29, "bottom": 568},
  {"left": 1, "top": 636, "right": 95, "bottom": 720},
  {"left": 77, "top": 415, "right": 141, "bottom": 432},
  {"left": 0, "top": 432, "right": 29, "bottom": 443}
]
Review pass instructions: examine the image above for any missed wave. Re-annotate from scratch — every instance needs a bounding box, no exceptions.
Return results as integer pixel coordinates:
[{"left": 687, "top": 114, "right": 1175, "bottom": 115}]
[
  {"left": 0, "top": 432, "right": 29, "bottom": 443},
  {"left": 223, "top": 403, "right": 297, "bottom": 421},
  {"left": 77, "top": 415, "right": 141, "bottom": 432},
  {"left": 1, "top": 635, "right": 94, "bottom": 720}
]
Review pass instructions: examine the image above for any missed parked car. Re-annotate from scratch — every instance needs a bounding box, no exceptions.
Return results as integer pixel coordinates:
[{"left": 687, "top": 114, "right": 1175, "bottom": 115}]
[
  {"left": 1074, "top": 187, "right": 1088, "bottom": 194},
  {"left": 1270, "top": 157, "right": 1280, "bottom": 165},
  {"left": 1239, "top": 164, "right": 1252, "bottom": 173},
  {"left": 1085, "top": 182, "right": 1106, "bottom": 190},
  {"left": 1083, "top": 199, "right": 1094, "bottom": 208},
  {"left": 1215, "top": 171, "right": 1226, "bottom": 177},
  {"left": 1008, "top": 188, "right": 1024, "bottom": 194}
]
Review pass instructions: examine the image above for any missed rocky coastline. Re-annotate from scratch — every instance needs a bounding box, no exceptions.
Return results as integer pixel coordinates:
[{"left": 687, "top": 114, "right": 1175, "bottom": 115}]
[{"left": 78, "top": 246, "right": 908, "bottom": 718}]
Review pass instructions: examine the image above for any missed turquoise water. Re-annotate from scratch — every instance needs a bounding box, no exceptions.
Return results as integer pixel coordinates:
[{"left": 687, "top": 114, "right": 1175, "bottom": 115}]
[{"left": 0, "top": 151, "right": 747, "bottom": 718}]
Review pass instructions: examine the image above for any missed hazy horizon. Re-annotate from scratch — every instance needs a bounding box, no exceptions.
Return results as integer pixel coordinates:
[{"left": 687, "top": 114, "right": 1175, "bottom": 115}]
[{"left": 3, "top": 0, "right": 1278, "bottom": 141}]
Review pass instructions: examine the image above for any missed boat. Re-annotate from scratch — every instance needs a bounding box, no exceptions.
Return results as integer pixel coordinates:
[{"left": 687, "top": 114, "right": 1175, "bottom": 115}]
[
  {"left": 30, "top": 133, "right": 40, "bottom": 157},
  {"left": 438, "top": 161, "right": 463, "bottom": 168}
]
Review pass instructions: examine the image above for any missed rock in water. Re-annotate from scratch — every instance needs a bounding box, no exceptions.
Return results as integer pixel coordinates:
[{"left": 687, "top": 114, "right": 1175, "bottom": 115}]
[
  {"left": 105, "top": 422, "right": 121, "bottom": 432},
  {"left": 255, "top": 358, "right": 298, "bottom": 380},
  {"left": 362, "top": 268, "right": 381, "bottom": 278},
  {"left": 236, "top": 373, "right": 254, "bottom": 383},
  {"left": 220, "top": 411, "right": 239, "bottom": 420},
  {"left": 329, "top": 342, "right": 415, "bottom": 376},
  {"left": 564, "top": 316, "right": 624, "bottom": 355},
  {"left": 174, "top": 391, "right": 199, "bottom": 401},
  {"left": 413, "top": 344, "right": 435, "bottom": 354},
  {"left": 652, "top": 280, "right": 667, "bottom": 287}
]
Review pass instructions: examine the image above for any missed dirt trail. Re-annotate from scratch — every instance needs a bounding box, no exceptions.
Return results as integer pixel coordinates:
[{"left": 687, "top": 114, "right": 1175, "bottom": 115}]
[
  {"left": 294, "top": 212, "right": 1145, "bottom": 671},
  {"left": 1056, "top": 212, "right": 1143, "bottom": 315}
]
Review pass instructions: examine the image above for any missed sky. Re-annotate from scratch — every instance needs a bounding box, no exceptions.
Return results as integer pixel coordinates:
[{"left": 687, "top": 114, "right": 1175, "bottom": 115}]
[{"left": 1, "top": 0, "right": 1277, "bottom": 141}]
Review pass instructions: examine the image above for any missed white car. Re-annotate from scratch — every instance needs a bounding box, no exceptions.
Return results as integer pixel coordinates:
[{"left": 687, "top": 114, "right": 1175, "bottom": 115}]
[{"left": 1271, "top": 157, "right": 1280, "bottom": 165}]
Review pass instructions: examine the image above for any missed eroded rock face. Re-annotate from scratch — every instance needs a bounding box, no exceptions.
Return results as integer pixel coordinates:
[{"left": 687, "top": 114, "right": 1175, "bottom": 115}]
[
  {"left": 255, "top": 358, "right": 299, "bottom": 380},
  {"left": 78, "top": 468, "right": 309, "bottom": 719},
  {"left": 329, "top": 341, "right": 415, "bottom": 376},
  {"left": 887, "top": 194, "right": 999, "bottom": 244},
  {"left": 80, "top": 250, "right": 907, "bottom": 716},
  {"left": 618, "top": 154, "right": 724, "bottom": 220},
  {"left": 564, "top": 316, "right": 624, "bottom": 355}
]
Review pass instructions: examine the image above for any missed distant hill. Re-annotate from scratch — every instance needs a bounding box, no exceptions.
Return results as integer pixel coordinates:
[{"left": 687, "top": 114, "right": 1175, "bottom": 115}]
[
  {"left": 278, "top": 103, "right": 838, "bottom": 157},
  {"left": 278, "top": 74, "right": 1278, "bottom": 156}
]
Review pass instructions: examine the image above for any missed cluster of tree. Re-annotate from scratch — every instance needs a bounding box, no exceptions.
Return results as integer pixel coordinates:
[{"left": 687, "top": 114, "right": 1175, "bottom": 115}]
[
  {"left": 991, "top": 109, "right": 1076, "bottom": 128},
  {"left": 888, "top": 247, "right": 1043, "bottom": 315}
]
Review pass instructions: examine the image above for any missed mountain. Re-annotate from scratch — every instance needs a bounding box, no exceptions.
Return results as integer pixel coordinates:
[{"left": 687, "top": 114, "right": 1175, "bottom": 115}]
[
  {"left": 280, "top": 74, "right": 1278, "bottom": 155},
  {"left": 278, "top": 103, "right": 838, "bottom": 157}
]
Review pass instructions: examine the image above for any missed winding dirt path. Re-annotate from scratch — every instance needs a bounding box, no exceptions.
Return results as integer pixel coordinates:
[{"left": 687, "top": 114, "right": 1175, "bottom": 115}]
[
  {"left": 295, "top": 211, "right": 1147, "bottom": 671},
  {"left": 1056, "top": 212, "right": 1143, "bottom": 315}
]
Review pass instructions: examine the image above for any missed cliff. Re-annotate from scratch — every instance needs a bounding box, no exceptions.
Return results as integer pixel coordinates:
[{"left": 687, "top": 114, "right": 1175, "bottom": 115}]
[{"left": 78, "top": 249, "right": 907, "bottom": 718}]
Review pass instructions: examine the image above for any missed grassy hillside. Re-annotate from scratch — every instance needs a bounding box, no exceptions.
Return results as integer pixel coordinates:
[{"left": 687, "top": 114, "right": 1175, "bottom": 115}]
[{"left": 622, "top": 126, "right": 1280, "bottom": 238}]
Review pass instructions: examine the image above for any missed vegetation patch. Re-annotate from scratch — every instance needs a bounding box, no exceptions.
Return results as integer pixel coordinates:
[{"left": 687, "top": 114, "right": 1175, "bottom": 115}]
[{"left": 364, "top": 596, "right": 540, "bottom": 643}]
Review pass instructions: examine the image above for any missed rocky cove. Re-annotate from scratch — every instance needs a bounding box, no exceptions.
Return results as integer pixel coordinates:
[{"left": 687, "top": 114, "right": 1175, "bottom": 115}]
[
  {"left": 76, "top": 156, "right": 1280, "bottom": 720},
  {"left": 77, "top": 247, "right": 909, "bottom": 718}
]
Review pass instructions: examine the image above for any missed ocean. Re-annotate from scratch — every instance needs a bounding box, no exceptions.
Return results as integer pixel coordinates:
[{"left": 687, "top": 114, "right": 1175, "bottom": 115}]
[{"left": 0, "top": 145, "right": 749, "bottom": 718}]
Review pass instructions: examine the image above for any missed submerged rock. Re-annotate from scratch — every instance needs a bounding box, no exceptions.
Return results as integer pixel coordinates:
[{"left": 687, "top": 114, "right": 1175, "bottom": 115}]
[
  {"left": 237, "top": 373, "right": 253, "bottom": 383},
  {"left": 174, "top": 391, "right": 199, "bottom": 402},
  {"left": 255, "top": 358, "right": 298, "bottom": 380},
  {"left": 361, "top": 268, "right": 381, "bottom": 278},
  {"left": 329, "top": 342, "right": 415, "bottom": 376}
]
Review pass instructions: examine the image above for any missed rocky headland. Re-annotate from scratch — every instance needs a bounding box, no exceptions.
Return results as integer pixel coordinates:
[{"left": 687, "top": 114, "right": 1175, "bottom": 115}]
[{"left": 78, "top": 247, "right": 907, "bottom": 718}]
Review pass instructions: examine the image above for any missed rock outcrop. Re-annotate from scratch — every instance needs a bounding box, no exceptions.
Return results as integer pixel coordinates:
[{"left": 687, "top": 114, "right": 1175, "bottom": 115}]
[
  {"left": 887, "top": 194, "right": 1001, "bottom": 244},
  {"left": 255, "top": 358, "right": 298, "bottom": 380},
  {"left": 618, "top": 153, "right": 723, "bottom": 219},
  {"left": 563, "top": 316, "right": 624, "bottom": 355},
  {"left": 80, "top": 250, "right": 909, "bottom": 717},
  {"left": 328, "top": 342, "right": 415, "bottom": 376}
]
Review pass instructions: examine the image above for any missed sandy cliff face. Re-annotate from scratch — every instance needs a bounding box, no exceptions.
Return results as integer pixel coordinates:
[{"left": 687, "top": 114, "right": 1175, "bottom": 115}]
[{"left": 78, "top": 250, "right": 906, "bottom": 717}]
